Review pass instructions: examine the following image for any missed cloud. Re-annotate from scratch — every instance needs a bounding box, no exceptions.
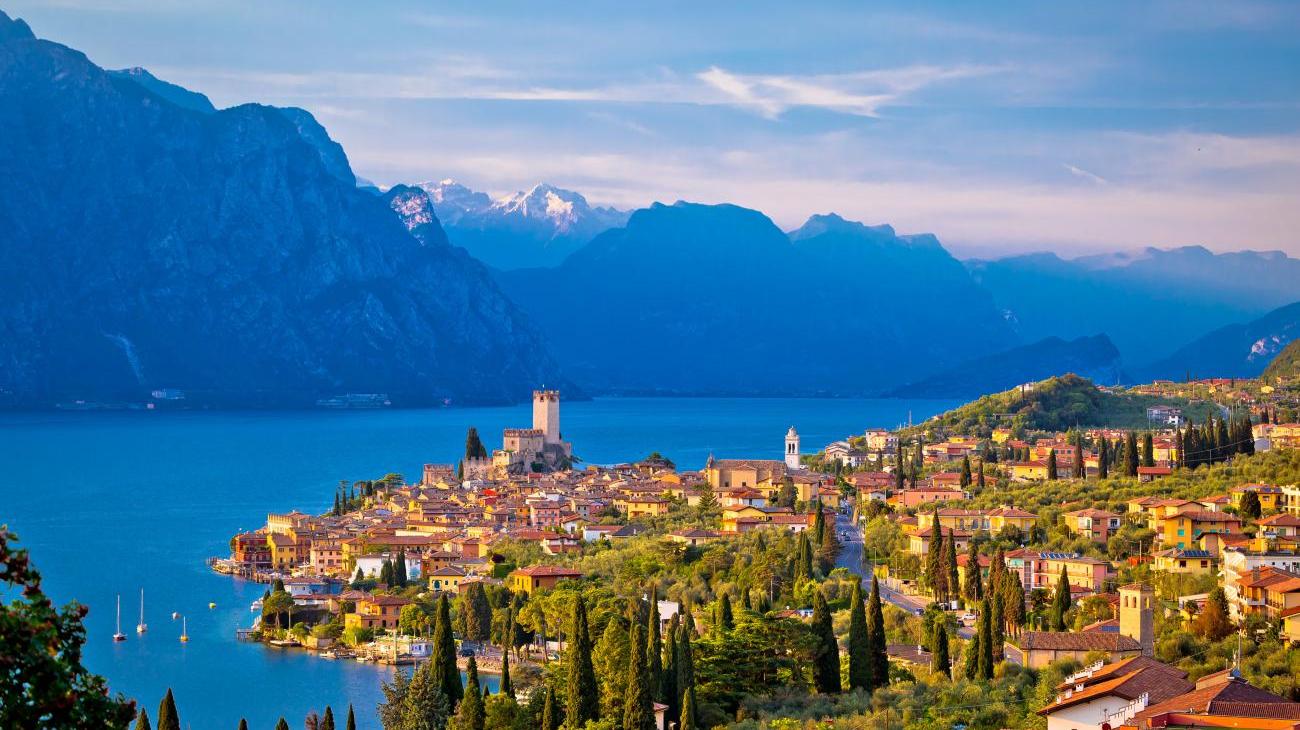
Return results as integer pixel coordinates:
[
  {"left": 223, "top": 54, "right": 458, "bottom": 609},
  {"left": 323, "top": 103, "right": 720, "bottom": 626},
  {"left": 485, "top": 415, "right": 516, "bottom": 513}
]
[{"left": 1063, "top": 164, "right": 1108, "bottom": 185}]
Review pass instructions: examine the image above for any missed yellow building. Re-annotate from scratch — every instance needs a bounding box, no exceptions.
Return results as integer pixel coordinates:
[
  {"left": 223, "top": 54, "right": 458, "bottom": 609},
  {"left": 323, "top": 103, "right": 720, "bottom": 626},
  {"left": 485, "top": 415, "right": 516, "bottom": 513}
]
[
  {"left": 988, "top": 506, "right": 1040, "bottom": 533},
  {"left": 344, "top": 595, "right": 410, "bottom": 631},
  {"left": 703, "top": 458, "right": 785, "bottom": 489},
  {"left": 1008, "top": 461, "right": 1049, "bottom": 482},
  {"left": 618, "top": 495, "right": 672, "bottom": 519},
  {"left": 507, "top": 565, "right": 583, "bottom": 594},
  {"left": 1232, "top": 484, "right": 1283, "bottom": 512},
  {"left": 1155, "top": 509, "right": 1242, "bottom": 550},
  {"left": 426, "top": 566, "right": 467, "bottom": 593},
  {"left": 1153, "top": 548, "right": 1216, "bottom": 575}
]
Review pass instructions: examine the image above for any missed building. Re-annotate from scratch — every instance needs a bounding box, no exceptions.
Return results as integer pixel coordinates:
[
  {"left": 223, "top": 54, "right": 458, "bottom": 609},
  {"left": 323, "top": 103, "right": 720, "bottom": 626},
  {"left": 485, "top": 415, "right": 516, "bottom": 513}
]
[
  {"left": 1222, "top": 548, "right": 1300, "bottom": 619},
  {"left": 1155, "top": 510, "right": 1242, "bottom": 550},
  {"left": 344, "top": 595, "right": 410, "bottom": 631},
  {"left": 1019, "top": 630, "right": 1143, "bottom": 669},
  {"left": 507, "top": 565, "right": 583, "bottom": 594},
  {"left": 785, "top": 426, "right": 801, "bottom": 470},
  {"left": 1153, "top": 549, "right": 1216, "bottom": 575},
  {"left": 490, "top": 391, "right": 574, "bottom": 477},
  {"left": 1063, "top": 509, "right": 1123, "bottom": 543},
  {"left": 1120, "top": 669, "right": 1300, "bottom": 730},
  {"left": 1038, "top": 656, "right": 1194, "bottom": 730},
  {"left": 703, "top": 457, "right": 786, "bottom": 490},
  {"left": 1119, "top": 583, "right": 1155, "bottom": 657},
  {"left": 667, "top": 528, "right": 725, "bottom": 547}
]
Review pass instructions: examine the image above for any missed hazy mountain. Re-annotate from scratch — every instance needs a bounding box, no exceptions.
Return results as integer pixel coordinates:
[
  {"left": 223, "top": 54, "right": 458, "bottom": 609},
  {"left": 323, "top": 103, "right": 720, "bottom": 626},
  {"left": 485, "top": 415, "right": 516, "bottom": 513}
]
[
  {"left": 886, "top": 334, "right": 1124, "bottom": 398},
  {"left": 107, "top": 66, "right": 215, "bottom": 113},
  {"left": 967, "top": 246, "right": 1300, "bottom": 364},
  {"left": 0, "top": 10, "right": 566, "bottom": 407},
  {"left": 1261, "top": 338, "right": 1300, "bottom": 382},
  {"left": 496, "top": 204, "right": 1014, "bottom": 395},
  {"left": 1137, "top": 301, "right": 1300, "bottom": 381},
  {"left": 417, "top": 179, "right": 629, "bottom": 269}
]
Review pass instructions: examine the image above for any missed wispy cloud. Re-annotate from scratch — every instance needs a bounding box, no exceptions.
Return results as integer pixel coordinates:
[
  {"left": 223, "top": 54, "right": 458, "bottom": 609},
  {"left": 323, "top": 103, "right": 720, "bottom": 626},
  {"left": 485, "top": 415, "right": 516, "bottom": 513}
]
[{"left": 1063, "top": 163, "right": 1108, "bottom": 185}]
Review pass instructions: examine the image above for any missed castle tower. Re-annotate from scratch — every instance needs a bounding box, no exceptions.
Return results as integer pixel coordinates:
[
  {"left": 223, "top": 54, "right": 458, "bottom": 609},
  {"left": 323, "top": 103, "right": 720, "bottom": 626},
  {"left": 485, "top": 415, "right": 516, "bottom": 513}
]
[
  {"left": 1119, "top": 583, "right": 1154, "bottom": 657},
  {"left": 533, "top": 390, "right": 561, "bottom": 445},
  {"left": 785, "top": 426, "right": 801, "bottom": 470}
]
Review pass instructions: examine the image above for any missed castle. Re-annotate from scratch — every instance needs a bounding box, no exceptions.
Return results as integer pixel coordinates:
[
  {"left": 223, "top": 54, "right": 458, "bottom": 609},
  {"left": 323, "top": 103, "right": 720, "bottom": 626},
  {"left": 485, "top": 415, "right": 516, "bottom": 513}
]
[{"left": 462, "top": 390, "right": 574, "bottom": 479}]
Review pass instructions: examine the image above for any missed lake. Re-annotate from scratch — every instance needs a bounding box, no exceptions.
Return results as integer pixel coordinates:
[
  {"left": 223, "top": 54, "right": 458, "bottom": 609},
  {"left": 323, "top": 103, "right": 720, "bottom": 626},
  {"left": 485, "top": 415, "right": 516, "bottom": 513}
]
[{"left": 0, "top": 396, "right": 954, "bottom": 728}]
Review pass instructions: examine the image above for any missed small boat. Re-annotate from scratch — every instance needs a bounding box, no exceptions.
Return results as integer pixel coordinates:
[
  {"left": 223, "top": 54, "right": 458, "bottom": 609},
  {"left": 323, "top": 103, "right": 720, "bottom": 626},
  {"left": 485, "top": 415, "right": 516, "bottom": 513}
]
[
  {"left": 250, "top": 598, "right": 264, "bottom": 612},
  {"left": 112, "top": 595, "right": 127, "bottom": 642},
  {"left": 208, "top": 601, "right": 216, "bottom": 609},
  {"left": 136, "top": 589, "right": 148, "bottom": 634},
  {"left": 171, "top": 611, "right": 180, "bottom": 620},
  {"left": 179, "top": 616, "right": 189, "bottom": 643}
]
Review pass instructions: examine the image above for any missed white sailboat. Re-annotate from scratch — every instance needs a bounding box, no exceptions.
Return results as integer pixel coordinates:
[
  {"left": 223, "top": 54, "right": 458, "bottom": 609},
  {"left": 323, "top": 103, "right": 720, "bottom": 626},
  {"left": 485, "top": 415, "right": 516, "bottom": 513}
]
[
  {"left": 136, "top": 588, "right": 148, "bottom": 634},
  {"left": 179, "top": 615, "right": 189, "bottom": 643},
  {"left": 112, "top": 594, "right": 126, "bottom": 642}
]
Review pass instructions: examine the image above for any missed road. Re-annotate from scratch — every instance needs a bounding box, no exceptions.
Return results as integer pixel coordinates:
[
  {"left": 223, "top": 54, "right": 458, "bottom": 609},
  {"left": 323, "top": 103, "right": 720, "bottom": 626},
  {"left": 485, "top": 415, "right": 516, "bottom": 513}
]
[{"left": 835, "top": 510, "right": 975, "bottom": 639}]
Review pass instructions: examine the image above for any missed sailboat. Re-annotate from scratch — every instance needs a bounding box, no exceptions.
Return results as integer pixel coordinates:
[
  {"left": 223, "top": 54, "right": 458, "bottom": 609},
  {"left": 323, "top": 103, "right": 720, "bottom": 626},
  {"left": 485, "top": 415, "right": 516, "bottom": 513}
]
[
  {"left": 136, "top": 588, "right": 148, "bottom": 634},
  {"left": 179, "top": 616, "right": 189, "bottom": 643},
  {"left": 112, "top": 595, "right": 126, "bottom": 642}
]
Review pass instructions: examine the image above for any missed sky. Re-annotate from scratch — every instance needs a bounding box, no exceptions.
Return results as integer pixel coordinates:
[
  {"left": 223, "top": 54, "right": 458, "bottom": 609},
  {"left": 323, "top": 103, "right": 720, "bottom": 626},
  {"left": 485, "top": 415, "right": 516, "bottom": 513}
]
[{"left": 10, "top": 0, "right": 1300, "bottom": 257}]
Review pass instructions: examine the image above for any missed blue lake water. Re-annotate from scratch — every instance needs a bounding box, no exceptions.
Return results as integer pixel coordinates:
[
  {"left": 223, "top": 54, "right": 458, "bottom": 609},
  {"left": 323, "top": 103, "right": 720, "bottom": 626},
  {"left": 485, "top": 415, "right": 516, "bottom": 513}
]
[{"left": 0, "top": 396, "right": 954, "bottom": 729}]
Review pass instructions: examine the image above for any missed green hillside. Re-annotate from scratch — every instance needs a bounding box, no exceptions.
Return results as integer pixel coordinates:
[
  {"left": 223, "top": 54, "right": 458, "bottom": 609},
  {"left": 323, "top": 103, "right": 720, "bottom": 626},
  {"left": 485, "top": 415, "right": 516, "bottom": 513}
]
[
  {"left": 1262, "top": 339, "right": 1300, "bottom": 381},
  {"left": 902, "top": 373, "right": 1215, "bottom": 438}
]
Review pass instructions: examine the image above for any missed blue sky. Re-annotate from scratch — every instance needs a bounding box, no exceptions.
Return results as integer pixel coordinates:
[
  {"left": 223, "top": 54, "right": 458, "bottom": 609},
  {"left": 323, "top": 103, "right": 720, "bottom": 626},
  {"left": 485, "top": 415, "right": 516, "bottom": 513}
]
[{"left": 10, "top": 0, "right": 1300, "bottom": 256}]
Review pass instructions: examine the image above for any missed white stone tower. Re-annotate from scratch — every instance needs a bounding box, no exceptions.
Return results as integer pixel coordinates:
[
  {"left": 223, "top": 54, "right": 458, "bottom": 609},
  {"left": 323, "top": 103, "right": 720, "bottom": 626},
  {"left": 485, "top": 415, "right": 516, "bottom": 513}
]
[
  {"left": 1119, "top": 583, "right": 1154, "bottom": 657},
  {"left": 785, "top": 426, "right": 801, "bottom": 470},
  {"left": 533, "top": 390, "right": 561, "bottom": 445}
]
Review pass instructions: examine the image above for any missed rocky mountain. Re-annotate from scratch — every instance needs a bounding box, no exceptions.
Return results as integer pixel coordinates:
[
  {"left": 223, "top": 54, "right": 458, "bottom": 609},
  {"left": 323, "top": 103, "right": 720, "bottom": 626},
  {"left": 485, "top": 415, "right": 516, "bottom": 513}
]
[
  {"left": 0, "top": 11, "right": 566, "bottom": 408},
  {"left": 1261, "top": 338, "right": 1300, "bottom": 382},
  {"left": 886, "top": 334, "right": 1124, "bottom": 399},
  {"left": 496, "top": 203, "right": 1015, "bottom": 395},
  {"left": 968, "top": 246, "right": 1300, "bottom": 365},
  {"left": 107, "top": 66, "right": 215, "bottom": 113},
  {"left": 1136, "top": 301, "right": 1300, "bottom": 381},
  {"left": 416, "top": 180, "right": 629, "bottom": 269}
]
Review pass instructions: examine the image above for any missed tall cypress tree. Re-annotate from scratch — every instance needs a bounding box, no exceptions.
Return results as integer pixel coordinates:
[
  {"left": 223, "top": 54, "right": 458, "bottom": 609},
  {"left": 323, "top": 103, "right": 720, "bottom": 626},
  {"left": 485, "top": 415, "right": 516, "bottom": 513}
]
[
  {"left": 1125, "top": 432, "right": 1139, "bottom": 477},
  {"left": 465, "top": 427, "right": 487, "bottom": 460},
  {"left": 541, "top": 686, "right": 559, "bottom": 730},
  {"left": 346, "top": 704, "right": 356, "bottom": 730},
  {"left": 394, "top": 548, "right": 408, "bottom": 588},
  {"left": 238, "top": 719, "right": 248, "bottom": 730},
  {"left": 867, "top": 576, "right": 888, "bottom": 690},
  {"left": 963, "top": 542, "right": 983, "bottom": 605},
  {"left": 963, "top": 633, "right": 980, "bottom": 680},
  {"left": 1142, "top": 433, "right": 1155, "bottom": 467},
  {"left": 646, "top": 596, "right": 663, "bottom": 703},
  {"left": 457, "top": 656, "right": 485, "bottom": 730},
  {"left": 811, "top": 589, "right": 841, "bottom": 694},
  {"left": 432, "top": 595, "right": 463, "bottom": 706},
  {"left": 926, "top": 524, "right": 945, "bottom": 599},
  {"left": 623, "top": 618, "right": 654, "bottom": 730},
  {"left": 991, "top": 592, "right": 1005, "bottom": 663},
  {"left": 675, "top": 615, "right": 695, "bottom": 730},
  {"left": 931, "top": 621, "right": 951, "bottom": 679},
  {"left": 977, "top": 598, "right": 994, "bottom": 680},
  {"left": 321, "top": 707, "right": 335, "bottom": 730},
  {"left": 680, "top": 685, "right": 697, "bottom": 730},
  {"left": 847, "top": 581, "right": 870, "bottom": 690},
  {"left": 157, "top": 689, "right": 180, "bottom": 730},
  {"left": 960, "top": 455, "right": 972, "bottom": 488},
  {"left": 565, "top": 595, "right": 599, "bottom": 728},
  {"left": 662, "top": 613, "right": 679, "bottom": 720},
  {"left": 945, "top": 529, "right": 960, "bottom": 609},
  {"left": 1046, "top": 450, "right": 1058, "bottom": 481},
  {"left": 1050, "top": 567, "right": 1071, "bottom": 631},
  {"left": 134, "top": 709, "right": 152, "bottom": 730},
  {"left": 977, "top": 459, "right": 986, "bottom": 488},
  {"left": 499, "top": 647, "right": 512, "bottom": 698},
  {"left": 795, "top": 531, "right": 814, "bottom": 582},
  {"left": 715, "top": 594, "right": 734, "bottom": 634},
  {"left": 1098, "top": 438, "right": 1109, "bottom": 479}
]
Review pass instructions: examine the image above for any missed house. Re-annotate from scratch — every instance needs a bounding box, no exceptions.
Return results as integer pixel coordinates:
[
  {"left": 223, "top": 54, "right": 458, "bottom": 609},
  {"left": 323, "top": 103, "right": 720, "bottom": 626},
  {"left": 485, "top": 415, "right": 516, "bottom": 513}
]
[
  {"left": 619, "top": 495, "right": 671, "bottom": 519},
  {"left": 1234, "top": 566, "right": 1300, "bottom": 619},
  {"left": 1063, "top": 509, "right": 1123, "bottom": 543},
  {"left": 1153, "top": 549, "right": 1215, "bottom": 575},
  {"left": 988, "top": 506, "right": 1040, "bottom": 534},
  {"left": 895, "top": 486, "right": 967, "bottom": 508},
  {"left": 1119, "top": 669, "right": 1300, "bottom": 730},
  {"left": 1156, "top": 510, "right": 1242, "bottom": 550},
  {"left": 1042, "top": 553, "right": 1114, "bottom": 593},
  {"left": 1008, "top": 460, "right": 1050, "bottom": 482},
  {"left": 344, "top": 595, "right": 410, "bottom": 631},
  {"left": 1038, "top": 656, "right": 1194, "bottom": 730},
  {"left": 1223, "top": 548, "right": 1300, "bottom": 618},
  {"left": 1137, "top": 466, "right": 1174, "bottom": 482},
  {"left": 507, "top": 565, "right": 583, "bottom": 594},
  {"left": 703, "top": 458, "right": 786, "bottom": 490},
  {"left": 907, "top": 527, "right": 973, "bottom": 556},
  {"left": 1257, "top": 513, "right": 1300, "bottom": 539},
  {"left": 426, "top": 565, "right": 468, "bottom": 593},
  {"left": 1232, "top": 484, "right": 1283, "bottom": 512},
  {"left": 1019, "top": 630, "right": 1143, "bottom": 669},
  {"left": 667, "top": 528, "right": 725, "bottom": 547}
]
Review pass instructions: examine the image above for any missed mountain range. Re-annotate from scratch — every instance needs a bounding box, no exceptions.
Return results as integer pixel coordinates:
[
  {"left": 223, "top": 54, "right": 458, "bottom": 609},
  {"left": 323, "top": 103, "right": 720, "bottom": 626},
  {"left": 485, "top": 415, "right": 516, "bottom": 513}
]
[
  {"left": 416, "top": 179, "right": 629, "bottom": 269},
  {"left": 886, "top": 334, "right": 1125, "bottom": 399},
  {"left": 0, "top": 10, "right": 565, "bottom": 407},
  {"left": 1136, "top": 301, "right": 1300, "bottom": 381}
]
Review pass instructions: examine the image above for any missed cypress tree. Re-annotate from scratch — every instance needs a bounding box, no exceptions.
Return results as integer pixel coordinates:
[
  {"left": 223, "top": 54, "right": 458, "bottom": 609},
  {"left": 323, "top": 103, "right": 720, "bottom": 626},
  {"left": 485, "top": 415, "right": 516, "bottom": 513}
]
[
  {"left": 1073, "top": 433, "right": 1084, "bottom": 479},
  {"left": 647, "top": 595, "right": 663, "bottom": 701},
  {"left": 238, "top": 720, "right": 248, "bottom": 730},
  {"left": 991, "top": 592, "right": 1005, "bottom": 663},
  {"left": 963, "top": 542, "right": 983, "bottom": 605},
  {"left": 499, "top": 647, "right": 512, "bottom": 698},
  {"left": 465, "top": 427, "right": 487, "bottom": 459},
  {"left": 960, "top": 455, "right": 972, "bottom": 488},
  {"left": 662, "top": 613, "right": 679, "bottom": 718},
  {"left": 818, "top": 506, "right": 841, "bottom": 572},
  {"left": 157, "top": 689, "right": 180, "bottom": 730},
  {"left": 977, "top": 459, "right": 986, "bottom": 488},
  {"left": 926, "top": 524, "right": 945, "bottom": 598},
  {"left": 963, "top": 633, "right": 980, "bottom": 680},
  {"left": 931, "top": 620, "right": 951, "bottom": 679},
  {"left": 945, "top": 529, "right": 959, "bottom": 608},
  {"left": 542, "top": 686, "right": 559, "bottom": 730},
  {"left": 275, "top": 720, "right": 289, "bottom": 730},
  {"left": 321, "top": 707, "right": 335, "bottom": 730},
  {"left": 847, "top": 580, "right": 870, "bottom": 690},
  {"left": 811, "top": 589, "right": 840, "bottom": 694},
  {"left": 134, "top": 709, "right": 152, "bottom": 730},
  {"left": 1142, "top": 433, "right": 1155, "bottom": 467},
  {"left": 380, "top": 559, "right": 394, "bottom": 587},
  {"left": 977, "top": 598, "right": 993, "bottom": 680},
  {"left": 812, "top": 500, "right": 826, "bottom": 547},
  {"left": 395, "top": 548, "right": 408, "bottom": 587},
  {"left": 894, "top": 447, "right": 905, "bottom": 492},
  {"left": 1046, "top": 449, "right": 1058, "bottom": 480},
  {"left": 432, "top": 595, "right": 463, "bottom": 706},
  {"left": 1050, "top": 566, "right": 1071, "bottom": 631},
  {"left": 866, "top": 576, "right": 888, "bottom": 690},
  {"left": 680, "top": 685, "right": 697, "bottom": 730},
  {"left": 565, "top": 595, "right": 599, "bottom": 728},
  {"left": 1098, "top": 438, "right": 1109, "bottom": 479},
  {"left": 622, "top": 618, "right": 654, "bottom": 730},
  {"left": 346, "top": 705, "right": 356, "bottom": 730},
  {"left": 715, "top": 594, "right": 734, "bottom": 634},
  {"left": 1125, "top": 432, "right": 1139, "bottom": 477},
  {"left": 457, "top": 656, "right": 485, "bottom": 730},
  {"left": 333, "top": 492, "right": 341, "bottom": 516},
  {"left": 795, "top": 531, "right": 814, "bottom": 582}
]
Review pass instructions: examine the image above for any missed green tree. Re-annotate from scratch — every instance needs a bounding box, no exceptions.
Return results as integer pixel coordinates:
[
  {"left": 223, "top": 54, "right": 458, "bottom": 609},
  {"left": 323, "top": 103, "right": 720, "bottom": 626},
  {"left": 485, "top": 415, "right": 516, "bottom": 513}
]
[
  {"left": 926, "top": 525, "right": 946, "bottom": 599},
  {"left": 646, "top": 595, "right": 663, "bottom": 702},
  {"left": 977, "top": 598, "right": 994, "bottom": 680},
  {"left": 963, "top": 633, "right": 980, "bottom": 680},
  {"left": 1240, "top": 491, "right": 1263, "bottom": 521},
  {"left": 565, "top": 595, "right": 599, "bottom": 728},
  {"left": 680, "top": 685, "right": 697, "bottom": 730},
  {"left": 817, "top": 508, "right": 841, "bottom": 573},
  {"left": 622, "top": 617, "right": 654, "bottom": 730},
  {"left": 238, "top": 719, "right": 248, "bottom": 730},
  {"left": 157, "top": 689, "right": 180, "bottom": 730},
  {"left": 676, "top": 610, "right": 696, "bottom": 729},
  {"left": 465, "top": 427, "right": 487, "bottom": 460},
  {"left": 777, "top": 476, "right": 798, "bottom": 509},
  {"left": 541, "top": 686, "right": 559, "bottom": 730},
  {"left": 1046, "top": 449, "right": 1058, "bottom": 480},
  {"left": 1050, "top": 566, "right": 1071, "bottom": 631},
  {"left": 1142, "top": 432, "right": 1155, "bottom": 467},
  {"left": 395, "top": 549, "right": 408, "bottom": 588},
  {"left": 499, "top": 647, "right": 512, "bottom": 699},
  {"left": 134, "top": 708, "right": 152, "bottom": 730},
  {"left": 321, "top": 706, "right": 335, "bottom": 730},
  {"left": 380, "top": 559, "right": 395, "bottom": 587},
  {"left": 794, "top": 531, "right": 814, "bottom": 582},
  {"left": 846, "top": 580, "right": 870, "bottom": 690},
  {"left": 275, "top": 719, "right": 289, "bottom": 730},
  {"left": 1125, "top": 431, "right": 1140, "bottom": 477},
  {"left": 1098, "top": 438, "right": 1109, "bottom": 479},
  {"left": 867, "top": 576, "right": 888, "bottom": 690},
  {"left": 1194, "top": 587, "right": 1236, "bottom": 641},
  {"left": 460, "top": 582, "right": 492, "bottom": 642},
  {"left": 960, "top": 455, "right": 972, "bottom": 488},
  {"left": 347, "top": 704, "right": 356, "bottom": 730},
  {"left": 453, "top": 656, "right": 485, "bottom": 730},
  {"left": 991, "top": 592, "right": 1005, "bottom": 663},
  {"left": 811, "top": 589, "right": 840, "bottom": 694},
  {"left": 931, "top": 620, "right": 951, "bottom": 679},
  {"left": 714, "top": 594, "right": 734, "bottom": 634},
  {"left": 432, "top": 595, "right": 463, "bottom": 706},
  {"left": 400, "top": 661, "right": 452, "bottom": 730},
  {"left": 945, "top": 529, "right": 960, "bottom": 608},
  {"left": 963, "top": 542, "right": 983, "bottom": 605},
  {"left": 977, "top": 459, "right": 986, "bottom": 488}
]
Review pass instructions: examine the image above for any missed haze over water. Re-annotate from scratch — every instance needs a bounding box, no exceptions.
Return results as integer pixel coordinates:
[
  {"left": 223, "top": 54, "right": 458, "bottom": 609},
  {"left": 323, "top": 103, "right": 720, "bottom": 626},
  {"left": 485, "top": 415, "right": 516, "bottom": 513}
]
[{"left": 2, "top": 396, "right": 954, "bottom": 729}]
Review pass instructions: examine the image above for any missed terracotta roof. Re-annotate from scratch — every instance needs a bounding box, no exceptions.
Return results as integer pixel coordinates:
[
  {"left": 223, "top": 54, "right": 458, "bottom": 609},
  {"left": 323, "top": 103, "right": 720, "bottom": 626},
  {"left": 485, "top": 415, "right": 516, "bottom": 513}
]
[
  {"left": 1126, "top": 673, "right": 1300, "bottom": 728},
  {"left": 1020, "top": 630, "right": 1141, "bottom": 652},
  {"left": 512, "top": 565, "right": 583, "bottom": 578}
]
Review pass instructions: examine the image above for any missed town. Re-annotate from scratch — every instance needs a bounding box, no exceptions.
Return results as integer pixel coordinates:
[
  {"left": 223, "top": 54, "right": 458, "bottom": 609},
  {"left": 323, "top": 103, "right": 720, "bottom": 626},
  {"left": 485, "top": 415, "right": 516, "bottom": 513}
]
[{"left": 205, "top": 370, "right": 1300, "bottom": 730}]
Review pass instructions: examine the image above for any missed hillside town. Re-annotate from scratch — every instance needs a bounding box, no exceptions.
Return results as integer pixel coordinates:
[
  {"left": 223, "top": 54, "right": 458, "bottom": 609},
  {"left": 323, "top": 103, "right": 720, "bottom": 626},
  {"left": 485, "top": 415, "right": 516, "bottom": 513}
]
[{"left": 200, "top": 372, "right": 1300, "bottom": 729}]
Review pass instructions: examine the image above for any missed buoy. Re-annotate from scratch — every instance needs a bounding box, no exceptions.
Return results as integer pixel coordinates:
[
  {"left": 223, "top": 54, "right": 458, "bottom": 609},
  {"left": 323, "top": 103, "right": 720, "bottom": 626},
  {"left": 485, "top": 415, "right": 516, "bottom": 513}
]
[{"left": 171, "top": 611, "right": 180, "bottom": 620}]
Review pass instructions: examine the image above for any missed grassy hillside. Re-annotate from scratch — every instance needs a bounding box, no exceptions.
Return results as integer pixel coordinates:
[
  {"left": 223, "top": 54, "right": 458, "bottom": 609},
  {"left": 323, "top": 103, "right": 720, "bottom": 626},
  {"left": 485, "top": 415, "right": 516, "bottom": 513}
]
[{"left": 902, "top": 373, "right": 1216, "bottom": 438}]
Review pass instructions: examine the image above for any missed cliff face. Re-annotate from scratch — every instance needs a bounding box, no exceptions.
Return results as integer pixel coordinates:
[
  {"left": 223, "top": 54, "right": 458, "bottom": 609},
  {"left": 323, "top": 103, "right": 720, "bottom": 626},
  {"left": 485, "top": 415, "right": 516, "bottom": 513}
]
[{"left": 0, "top": 11, "right": 566, "bottom": 407}]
